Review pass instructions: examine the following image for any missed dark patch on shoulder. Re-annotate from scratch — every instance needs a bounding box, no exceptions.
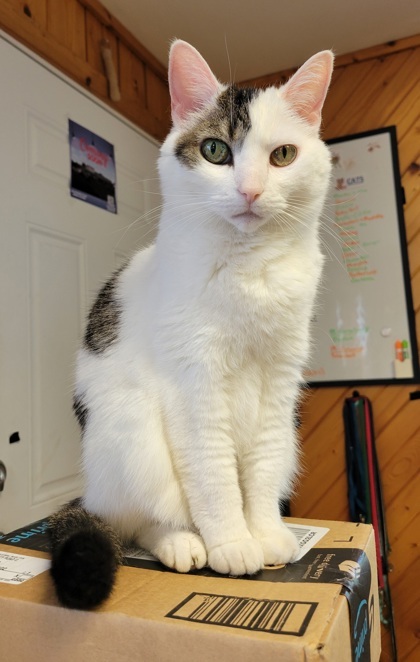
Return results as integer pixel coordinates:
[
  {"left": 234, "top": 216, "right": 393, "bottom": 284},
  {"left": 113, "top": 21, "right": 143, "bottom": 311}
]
[
  {"left": 84, "top": 266, "right": 125, "bottom": 354},
  {"left": 175, "top": 86, "right": 259, "bottom": 168},
  {"left": 73, "top": 394, "right": 88, "bottom": 431}
]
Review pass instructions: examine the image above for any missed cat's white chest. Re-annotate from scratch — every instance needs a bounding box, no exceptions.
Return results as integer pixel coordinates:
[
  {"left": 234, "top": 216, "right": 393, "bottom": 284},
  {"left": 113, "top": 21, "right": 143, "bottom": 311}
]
[{"left": 207, "top": 246, "right": 322, "bottom": 356}]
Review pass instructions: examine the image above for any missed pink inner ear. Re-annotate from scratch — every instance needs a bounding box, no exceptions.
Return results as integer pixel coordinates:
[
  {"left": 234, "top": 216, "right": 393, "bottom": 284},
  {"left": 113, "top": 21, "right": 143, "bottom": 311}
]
[
  {"left": 284, "top": 51, "right": 334, "bottom": 128},
  {"left": 169, "top": 41, "right": 221, "bottom": 125}
]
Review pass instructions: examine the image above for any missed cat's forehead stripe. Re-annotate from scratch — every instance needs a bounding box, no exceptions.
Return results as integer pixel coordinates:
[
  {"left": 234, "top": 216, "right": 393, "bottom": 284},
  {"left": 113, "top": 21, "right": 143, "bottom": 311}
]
[
  {"left": 217, "top": 87, "right": 258, "bottom": 140},
  {"left": 175, "top": 86, "right": 259, "bottom": 168}
]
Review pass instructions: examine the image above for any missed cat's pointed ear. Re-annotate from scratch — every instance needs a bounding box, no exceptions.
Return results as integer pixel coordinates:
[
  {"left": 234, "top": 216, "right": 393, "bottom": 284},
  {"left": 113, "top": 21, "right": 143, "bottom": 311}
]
[
  {"left": 283, "top": 51, "right": 334, "bottom": 129},
  {"left": 169, "top": 40, "right": 221, "bottom": 126}
]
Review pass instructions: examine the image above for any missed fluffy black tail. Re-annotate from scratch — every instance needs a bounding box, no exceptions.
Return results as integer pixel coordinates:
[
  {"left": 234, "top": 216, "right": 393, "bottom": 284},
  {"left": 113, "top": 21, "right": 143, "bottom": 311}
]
[{"left": 48, "top": 498, "right": 123, "bottom": 610}]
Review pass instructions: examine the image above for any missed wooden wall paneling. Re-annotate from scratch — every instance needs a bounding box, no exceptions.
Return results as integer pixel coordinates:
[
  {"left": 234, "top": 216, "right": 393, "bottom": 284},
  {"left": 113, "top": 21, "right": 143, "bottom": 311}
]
[
  {"left": 83, "top": 19, "right": 115, "bottom": 99},
  {"left": 85, "top": 8, "right": 118, "bottom": 79},
  {"left": 360, "top": 436, "right": 417, "bottom": 662},
  {"left": 323, "top": 65, "right": 346, "bottom": 93},
  {"left": 321, "top": 59, "right": 378, "bottom": 129},
  {"left": 347, "top": 50, "right": 420, "bottom": 135},
  {"left": 407, "top": 230, "right": 420, "bottom": 275},
  {"left": 117, "top": 41, "right": 171, "bottom": 139},
  {"left": 380, "top": 432, "right": 419, "bottom": 505},
  {"left": 0, "top": 1, "right": 110, "bottom": 102},
  {"left": 6, "top": 0, "right": 47, "bottom": 30},
  {"left": 390, "top": 513, "right": 420, "bottom": 657},
  {"left": 335, "top": 34, "right": 420, "bottom": 66},
  {"left": 324, "top": 51, "right": 414, "bottom": 139},
  {"left": 78, "top": 0, "right": 171, "bottom": 137},
  {"left": 296, "top": 456, "right": 348, "bottom": 519},
  {"left": 389, "top": 554, "right": 420, "bottom": 649},
  {"left": 118, "top": 41, "right": 146, "bottom": 120},
  {"left": 411, "top": 267, "right": 420, "bottom": 312},
  {"left": 392, "top": 557, "right": 420, "bottom": 660},
  {"left": 405, "top": 175, "right": 420, "bottom": 213},
  {"left": 384, "top": 76, "right": 420, "bottom": 141},
  {"left": 399, "top": 169, "right": 420, "bottom": 229},
  {"left": 386, "top": 478, "right": 419, "bottom": 552},
  {"left": 46, "top": 0, "right": 86, "bottom": 60},
  {"left": 367, "top": 387, "right": 411, "bottom": 436},
  {"left": 404, "top": 189, "right": 420, "bottom": 244},
  {"left": 308, "top": 474, "right": 348, "bottom": 521},
  {"left": 295, "top": 392, "right": 350, "bottom": 518},
  {"left": 146, "top": 66, "right": 171, "bottom": 125},
  {"left": 299, "top": 386, "right": 346, "bottom": 432},
  {"left": 398, "top": 120, "right": 420, "bottom": 177},
  {"left": 390, "top": 510, "right": 420, "bottom": 582},
  {"left": 78, "top": 0, "right": 167, "bottom": 80},
  {"left": 240, "top": 35, "right": 420, "bottom": 90}
]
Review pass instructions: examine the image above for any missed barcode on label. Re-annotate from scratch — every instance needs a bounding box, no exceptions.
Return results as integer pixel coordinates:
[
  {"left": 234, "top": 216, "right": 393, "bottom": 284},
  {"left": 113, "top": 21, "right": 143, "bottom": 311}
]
[
  {"left": 288, "top": 526, "right": 314, "bottom": 542},
  {"left": 285, "top": 523, "right": 330, "bottom": 560},
  {"left": 167, "top": 592, "right": 317, "bottom": 636}
]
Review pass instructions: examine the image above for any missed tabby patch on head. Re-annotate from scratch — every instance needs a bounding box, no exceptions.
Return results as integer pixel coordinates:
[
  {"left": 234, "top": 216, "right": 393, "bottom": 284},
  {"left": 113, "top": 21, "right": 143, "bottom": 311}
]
[{"left": 175, "top": 86, "right": 259, "bottom": 168}]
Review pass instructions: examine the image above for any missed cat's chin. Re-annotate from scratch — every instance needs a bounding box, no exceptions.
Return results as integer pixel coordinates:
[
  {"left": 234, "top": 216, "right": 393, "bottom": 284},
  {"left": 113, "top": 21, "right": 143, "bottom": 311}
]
[{"left": 229, "top": 211, "right": 266, "bottom": 234}]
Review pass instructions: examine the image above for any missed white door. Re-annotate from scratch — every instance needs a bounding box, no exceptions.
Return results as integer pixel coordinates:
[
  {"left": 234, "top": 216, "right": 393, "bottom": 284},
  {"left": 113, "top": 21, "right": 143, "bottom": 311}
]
[{"left": 0, "top": 34, "right": 161, "bottom": 533}]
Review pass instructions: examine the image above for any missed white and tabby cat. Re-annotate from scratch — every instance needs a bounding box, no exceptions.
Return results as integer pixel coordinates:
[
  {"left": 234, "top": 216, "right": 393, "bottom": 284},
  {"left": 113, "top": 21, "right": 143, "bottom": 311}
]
[{"left": 49, "top": 40, "right": 333, "bottom": 609}]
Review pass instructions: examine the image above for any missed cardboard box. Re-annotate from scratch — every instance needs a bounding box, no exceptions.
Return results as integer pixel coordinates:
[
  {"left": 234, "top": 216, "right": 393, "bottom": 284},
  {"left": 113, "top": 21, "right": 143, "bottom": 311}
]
[{"left": 0, "top": 518, "right": 380, "bottom": 661}]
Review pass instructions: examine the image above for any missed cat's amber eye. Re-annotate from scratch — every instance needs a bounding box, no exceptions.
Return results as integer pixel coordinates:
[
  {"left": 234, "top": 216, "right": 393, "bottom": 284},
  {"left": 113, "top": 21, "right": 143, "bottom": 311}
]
[
  {"left": 270, "top": 144, "right": 297, "bottom": 167},
  {"left": 201, "top": 138, "right": 232, "bottom": 165}
]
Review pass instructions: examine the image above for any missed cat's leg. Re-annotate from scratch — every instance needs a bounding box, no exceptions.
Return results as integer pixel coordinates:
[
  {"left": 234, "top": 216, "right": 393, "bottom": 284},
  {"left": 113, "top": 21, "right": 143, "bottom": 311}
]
[
  {"left": 82, "top": 381, "right": 205, "bottom": 565},
  {"left": 81, "top": 370, "right": 211, "bottom": 573},
  {"left": 137, "top": 523, "right": 207, "bottom": 572},
  {"left": 240, "top": 376, "right": 300, "bottom": 566},
  {"left": 168, "top": 370, "right": 264, "bottom": 576}
]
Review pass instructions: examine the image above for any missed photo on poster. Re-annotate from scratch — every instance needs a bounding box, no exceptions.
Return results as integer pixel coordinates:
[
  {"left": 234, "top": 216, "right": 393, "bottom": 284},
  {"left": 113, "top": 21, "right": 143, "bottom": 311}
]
[{"left": 69, "top": 119, "right": 117, "bottom": 213}]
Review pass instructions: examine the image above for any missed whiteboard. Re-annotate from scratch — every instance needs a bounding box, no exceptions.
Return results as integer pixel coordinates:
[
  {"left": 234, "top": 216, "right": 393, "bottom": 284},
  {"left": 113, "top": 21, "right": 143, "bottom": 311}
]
[{"left": 306, "top": 127, "right": 419, "bottom": 386}]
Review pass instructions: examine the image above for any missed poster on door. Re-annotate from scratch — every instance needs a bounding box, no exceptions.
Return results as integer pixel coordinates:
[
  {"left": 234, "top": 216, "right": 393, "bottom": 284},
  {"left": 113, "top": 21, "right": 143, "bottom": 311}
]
[{"left": 69, "top": 119, "right": 117, "bottom": 213}]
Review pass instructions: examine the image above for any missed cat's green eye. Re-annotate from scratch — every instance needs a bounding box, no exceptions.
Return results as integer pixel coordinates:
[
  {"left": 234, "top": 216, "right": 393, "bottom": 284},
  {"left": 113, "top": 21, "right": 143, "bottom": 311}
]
[
  {"left": 270, "top": 144, "right": 297, "bottom": 167},
  {"left": 201, "top": 139, "right": 232, "bottom": 165}
]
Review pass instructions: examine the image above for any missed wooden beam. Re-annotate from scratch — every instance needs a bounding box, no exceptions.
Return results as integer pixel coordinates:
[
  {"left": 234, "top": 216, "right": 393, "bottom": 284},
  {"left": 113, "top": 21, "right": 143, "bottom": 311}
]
[
  {"left": 78, "top": 0, "right": 167, "bottom": 80},
  {"left": 240, "top": 33, "right": 420, "bottom": 87}
]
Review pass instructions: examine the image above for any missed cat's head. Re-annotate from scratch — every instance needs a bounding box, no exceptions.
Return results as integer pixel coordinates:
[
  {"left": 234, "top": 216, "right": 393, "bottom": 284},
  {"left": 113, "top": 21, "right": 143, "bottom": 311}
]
[{"left": 159, "top": 40, "right": 333, "bottom": 236}]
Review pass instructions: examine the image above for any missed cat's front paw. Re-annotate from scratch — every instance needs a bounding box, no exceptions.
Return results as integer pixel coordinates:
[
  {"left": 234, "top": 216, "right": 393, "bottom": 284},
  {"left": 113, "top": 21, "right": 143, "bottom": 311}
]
[
  {"left": 257, "top": 526, "right": 300, "bottom": 566},
  {"left": 208, "top": 539, "right": 264, "bottom": 576},
  {"left": 154, "top": 531, "right": 207, "bottom": 573}
]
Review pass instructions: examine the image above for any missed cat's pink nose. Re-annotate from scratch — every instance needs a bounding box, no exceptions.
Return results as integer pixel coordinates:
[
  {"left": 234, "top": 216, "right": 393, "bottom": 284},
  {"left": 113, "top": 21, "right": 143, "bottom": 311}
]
[{"left": 239, "top": 189, "right": 261, "bottom": 204}]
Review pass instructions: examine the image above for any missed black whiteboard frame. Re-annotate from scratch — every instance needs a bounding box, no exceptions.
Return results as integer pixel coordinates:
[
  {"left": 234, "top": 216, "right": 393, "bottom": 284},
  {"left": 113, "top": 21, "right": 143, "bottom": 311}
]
[{"left": 308, "top": 126, "right": 420, "bottom": 388}]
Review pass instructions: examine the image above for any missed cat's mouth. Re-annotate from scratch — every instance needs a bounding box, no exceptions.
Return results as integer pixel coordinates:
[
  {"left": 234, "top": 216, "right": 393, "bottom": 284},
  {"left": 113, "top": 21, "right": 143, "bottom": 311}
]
[
  {"left": 231, "top": 210, "right": 265, "bottom": 232},
  {"left": 231, "top": 210, "right": 262, "bottom": 223}
]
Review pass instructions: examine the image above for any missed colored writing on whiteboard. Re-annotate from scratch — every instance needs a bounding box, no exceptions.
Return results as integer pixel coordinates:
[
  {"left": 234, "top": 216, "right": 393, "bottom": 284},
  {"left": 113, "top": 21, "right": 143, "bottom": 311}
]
[
  {"left": 335, "top": 175, "right": 365, "bottom": 190},
  {"left": 395, "top": 340, "right": 409, "bottom": 361},
  {"left": 330, "top": 327, "right": 369, "bottom": 342},
  {"left": 303, "top": 367, "right": 326, "bottom": 379},
  {"left": 331, "top": 346, "right": 364, "bottom": 359}
]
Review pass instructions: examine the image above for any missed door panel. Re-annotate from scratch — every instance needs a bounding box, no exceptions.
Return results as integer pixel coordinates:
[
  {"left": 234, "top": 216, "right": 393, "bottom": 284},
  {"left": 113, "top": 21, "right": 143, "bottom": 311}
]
[{"left": 0, "top": 35, "right": 160, "bottom": 532}]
